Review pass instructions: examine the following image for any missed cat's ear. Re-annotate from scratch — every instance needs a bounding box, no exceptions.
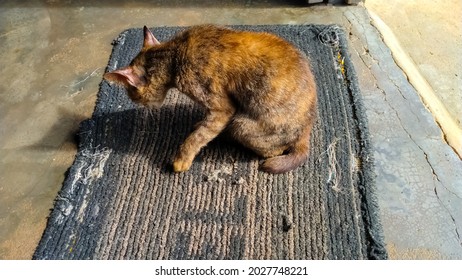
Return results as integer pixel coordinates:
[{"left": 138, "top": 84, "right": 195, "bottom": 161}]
[
  {"left": 104, "top": 67, "right": 147, "bottom": 88},
  {"left": 143, "top": 26, "right": 160, "bottom": 49}
]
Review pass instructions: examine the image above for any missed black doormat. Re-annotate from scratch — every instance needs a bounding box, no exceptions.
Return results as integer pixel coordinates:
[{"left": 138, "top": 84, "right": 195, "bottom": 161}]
[{"left": 34, "top": 25, "right": 387, "bottom": 260}]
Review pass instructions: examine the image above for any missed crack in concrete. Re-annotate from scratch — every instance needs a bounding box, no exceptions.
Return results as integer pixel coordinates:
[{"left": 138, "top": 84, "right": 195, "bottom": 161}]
[
  {"left": 367, "top": 10, "right": 462, "bottom": 158},
  {"left": 380, "top": 76, "right": 462, "bottom": 249},
  {"left": 368, "top": 57, "right": 462, "bottom": 249},
  {"left": 345, "top": 13, "right": 462, "bottom": 248},
  {"left": 345, "top": 13, "right": 429, "bottom": 126},
  {"left": 434, "top": 186, "right": 462, "bottom": 247},
  {"left": 353, "top": 15, "right": 462, "bottom": 184},
  {"left": 346, "top": 10, "right": 462, "bottom": 156}
]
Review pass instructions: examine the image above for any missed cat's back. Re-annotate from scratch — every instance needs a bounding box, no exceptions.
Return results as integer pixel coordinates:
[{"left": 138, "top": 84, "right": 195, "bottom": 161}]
[
  {"left": 173, "top": 25, "right": 315, "bottom": 120},
  {"left": 176, "top": 25, "right": 304, "bottom": 65}
]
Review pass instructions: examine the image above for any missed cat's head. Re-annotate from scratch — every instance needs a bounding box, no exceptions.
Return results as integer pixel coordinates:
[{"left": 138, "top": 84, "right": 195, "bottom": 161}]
[{"left": 104, "top": 26, "right": 169, "bottom": 108}]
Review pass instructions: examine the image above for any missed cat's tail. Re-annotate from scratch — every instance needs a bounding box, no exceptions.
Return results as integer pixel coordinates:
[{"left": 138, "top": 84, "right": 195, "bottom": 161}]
[{"left": 260, "top": 124, "right": 312, "bottom": 174}]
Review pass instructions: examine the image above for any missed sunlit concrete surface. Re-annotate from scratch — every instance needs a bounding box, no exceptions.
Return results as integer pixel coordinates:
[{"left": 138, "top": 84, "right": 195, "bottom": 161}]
[{"left": 0, "top": 0, "right": 460, "bottom": 259}]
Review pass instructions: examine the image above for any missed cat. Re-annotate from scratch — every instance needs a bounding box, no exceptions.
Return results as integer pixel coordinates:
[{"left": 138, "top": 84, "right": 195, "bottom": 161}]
[{"left": 104, "top": 25, "right": 317, "bottom": 174}]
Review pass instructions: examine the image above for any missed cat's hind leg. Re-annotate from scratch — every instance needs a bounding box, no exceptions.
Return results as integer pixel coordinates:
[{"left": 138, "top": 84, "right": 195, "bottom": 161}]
[
  {"left": 228, "top": 116, "right": 292, "bottom": 159},
  {"left": 229, "top": 114, "right": 314, "bottom": 173}
]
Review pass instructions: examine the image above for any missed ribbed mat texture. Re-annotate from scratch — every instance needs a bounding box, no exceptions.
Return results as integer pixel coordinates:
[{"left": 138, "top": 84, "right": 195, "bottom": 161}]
[{"left": 34, "top": 25, "right": 387, "bottom": 260}]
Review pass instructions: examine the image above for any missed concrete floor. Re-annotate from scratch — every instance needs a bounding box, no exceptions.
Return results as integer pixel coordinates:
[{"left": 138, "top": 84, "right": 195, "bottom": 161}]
[
  {"left": 0, "top": 0, "right": 460, "bottom": 259},
  {"left": 366, "top": 0, "right": 462, "bottom": 132}
]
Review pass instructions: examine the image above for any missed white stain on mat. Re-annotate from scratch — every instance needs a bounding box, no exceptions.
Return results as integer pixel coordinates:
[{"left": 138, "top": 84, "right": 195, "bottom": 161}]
[
  {"left": 76, "top": 148, "right": 111, "bottom": 222},
  {"left": 55, "top": 148, "right": 111, "bottom": 225}
]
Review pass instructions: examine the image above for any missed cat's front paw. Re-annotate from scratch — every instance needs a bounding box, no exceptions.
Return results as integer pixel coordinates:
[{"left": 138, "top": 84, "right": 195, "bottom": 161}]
[{"left": 173, "top": 159, "right": 192, "bottom": 172}]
